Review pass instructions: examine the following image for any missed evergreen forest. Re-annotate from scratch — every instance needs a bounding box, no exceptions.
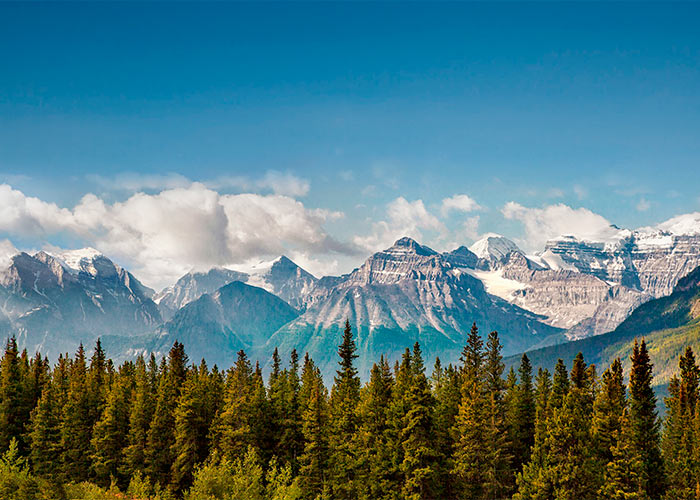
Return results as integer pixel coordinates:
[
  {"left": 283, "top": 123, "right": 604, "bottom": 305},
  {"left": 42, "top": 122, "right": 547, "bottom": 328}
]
[{"left": 0, "top": 320, "right": 698, "bottom": 500}]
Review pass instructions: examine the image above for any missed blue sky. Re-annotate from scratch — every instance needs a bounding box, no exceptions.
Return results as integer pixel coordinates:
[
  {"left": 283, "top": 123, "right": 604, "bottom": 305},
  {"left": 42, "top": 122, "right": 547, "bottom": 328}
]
[{"left": 1, "top": 2, "right": 700, "bottom": 287}]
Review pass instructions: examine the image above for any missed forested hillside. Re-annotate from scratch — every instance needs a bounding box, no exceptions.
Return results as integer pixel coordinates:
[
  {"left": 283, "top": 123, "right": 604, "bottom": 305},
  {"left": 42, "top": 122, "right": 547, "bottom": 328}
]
[{"left": 0, "top": 321, "right": 698, "bottom": 499}]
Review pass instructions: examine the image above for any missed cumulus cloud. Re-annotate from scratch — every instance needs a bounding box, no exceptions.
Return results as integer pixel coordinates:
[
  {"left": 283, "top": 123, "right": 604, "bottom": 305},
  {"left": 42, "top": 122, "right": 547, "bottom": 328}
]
[
  {"left": 354, "top": 197, "right": 446, "bottom": 252},
  {"left": 502, "top": 202, "right": 620, "bottom": 251},
  {"left": 440, "top": 194, "right": 481, "bottom": 217},
  {"left": 0, "top": 183, "right": 350, "bottom": 289}
]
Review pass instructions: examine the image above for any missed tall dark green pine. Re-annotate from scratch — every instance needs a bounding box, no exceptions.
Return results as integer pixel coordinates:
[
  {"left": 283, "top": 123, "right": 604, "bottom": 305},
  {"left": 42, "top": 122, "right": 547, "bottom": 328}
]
[
  {"left": 146, "top": 342, "right": 188, "bottom": 486},
  {"left": 170, "top": 365, "right": 210, "bottom": 493},
  {"left": 629, "top": 339, "right": 665, "bottom": 498},
  {"left": 0, "top": 337, "right": 25, "bottom": 453},
  {"left": 60, "top": 344, "right": 92, "bottom": 482},
  {"left": 86, "top": 338, "right": 108, "bottom": 431},
  {"left": 91, "top": 370, "right": 132, "bottom": 487},
  {"left": 592, "top": 358, "right": 626, "bottom": 466},
  {"left": 28, "top": 374, "right": 62, "bottom": 480},
  {"left": 122, "top": 355, "right": 155, "bottom": 477},
  {"left": 515, "top": 367, "right": 552, "bottom": 500},
  {"left": 400, "top": 342, "right": 439, "bottom": 500},
  {"left": 663, "top": 346, "right": 700, "bottom": 499},
  {"left": 431, "top": 359, "right": 460, "bottom": 498},
  {"left": 452, "top": 324, "right": 487, "bottom": 499},
  {"left": 298, "top": 354, "right": 330, "bottom": 498},
  {"left": 355, "top": 356, "right": 395, "bottom": 499},
  {"left": 328, "top": 319, "right": 361, "bottom": 499},
  {"left": 482, "top": 330, "right": 510, "bottom": 499},
  {"left": 517, "top": 352, "right": 599, "bottom": 500},
  {"left": 511, "top": 354, "right": 535, "bottom": 474},
  {"left": 213, "top": 349, "right": 255, "bottom": 460},
  {"left": 599, "top": 408, "right": 646, "bottom": 500}
]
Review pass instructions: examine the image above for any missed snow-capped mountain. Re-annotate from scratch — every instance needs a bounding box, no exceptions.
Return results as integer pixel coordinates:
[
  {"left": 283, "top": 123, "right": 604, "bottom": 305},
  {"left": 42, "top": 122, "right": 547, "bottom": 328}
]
[
  {"left": 154, "top": 256, "right": 317, "bottom": 319},
  {"left": 0, "top": 249, "right": 162, "bottom": 358},
  {"left": 267, "top": 237, "right": 565, "bottom": 379}
]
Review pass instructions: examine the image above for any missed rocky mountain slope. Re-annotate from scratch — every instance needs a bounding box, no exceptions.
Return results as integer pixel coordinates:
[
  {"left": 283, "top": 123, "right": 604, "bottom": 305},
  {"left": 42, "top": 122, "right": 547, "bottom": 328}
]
[
  {"left": 0, "top": 249, "right": 161, "bottom": 358},
  {"left": 267, "top": 237, "right": 565, "bottom": 379},
  {"left": 506, "top": 264, "right": 700, "bottom": 391}
]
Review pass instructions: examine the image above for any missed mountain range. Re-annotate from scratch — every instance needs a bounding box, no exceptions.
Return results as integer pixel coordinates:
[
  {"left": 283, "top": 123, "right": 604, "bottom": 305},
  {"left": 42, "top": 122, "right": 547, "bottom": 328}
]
[{"left": 2, "top": 214, "right": 700, "bottom": 380}]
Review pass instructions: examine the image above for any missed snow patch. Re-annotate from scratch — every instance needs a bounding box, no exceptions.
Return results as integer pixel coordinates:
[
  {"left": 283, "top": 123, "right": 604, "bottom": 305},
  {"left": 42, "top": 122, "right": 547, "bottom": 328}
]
[
  {"left": 464, "top": 268, "right": 527, "bottom": 300},
  {"left": 469, "top": 234, "right": 520, "bottom": 261}
]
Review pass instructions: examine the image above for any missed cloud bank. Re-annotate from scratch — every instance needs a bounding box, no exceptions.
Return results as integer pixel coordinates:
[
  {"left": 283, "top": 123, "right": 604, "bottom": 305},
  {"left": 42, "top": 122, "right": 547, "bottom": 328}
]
[{"left": 0, "top": 183, "right": 350, "bottom": 288}]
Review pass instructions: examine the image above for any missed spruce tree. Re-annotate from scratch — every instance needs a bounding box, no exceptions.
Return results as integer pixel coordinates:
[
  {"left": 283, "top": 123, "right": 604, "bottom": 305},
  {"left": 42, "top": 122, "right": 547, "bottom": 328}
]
[
  {"left": 629, "top": 339, "right": 665, "bottom": 498},
  {"left": 60, "top": 344, "right": 92, "bottom": 482},
  {"left": 0, "top": 337, "right": 25, "bottom": 453},
  {"left": 592, "top": 358, "right": 626, "bottom": 466},
  {"left": 328, "top": 320, "right": 361, "bottom": 499},
  {"left": 663, "top": 346, "right": 699, "bottom": 499},
  {"left": 431, "top": 360, "right": 460, "bottom": 497},
  {"left": 512, "top": 354, "right": 535, "bottom": 474},
  {"left": 298, "top": 355, "right": 329, "bottom": 498},
  {"left": 599, "top": 408, "right": 646, "bottom": 500},
  {"left": 400, "top": 343, "right": 439, "bottom": 500},
  {"left": 91, "top": 371, "right": 132, "bottom": 487},
  {"left": 355, "top": 356, "right": 395, "bottom": 499},
  {"left": 28, "top": 376, "right": 62, "bottom": 480},
  {"left": 122, "top": 355, "right": 155, "bottom": 477}
]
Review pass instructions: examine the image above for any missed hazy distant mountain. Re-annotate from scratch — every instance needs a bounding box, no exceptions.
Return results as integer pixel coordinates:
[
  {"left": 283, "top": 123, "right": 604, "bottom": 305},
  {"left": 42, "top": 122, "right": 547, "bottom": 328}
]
[
  {"left": 144, "top": 281, "right": 299, "bottom": 367},
  {"left": 154, "top": 256, "right": 317, "bottom": 320},
  {"left": 0, "top": 248, "right": 161, "bottom": 358},
  {"left": 154, "top": 267, "right": 248, "bottom": 320}
]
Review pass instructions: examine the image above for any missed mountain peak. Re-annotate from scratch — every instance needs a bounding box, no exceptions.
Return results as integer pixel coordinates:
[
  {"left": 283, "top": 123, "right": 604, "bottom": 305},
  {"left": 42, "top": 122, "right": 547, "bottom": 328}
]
[
  {"left": 386, "top": 237, "right": 436, "bottom": 256},
  {"left": 469, "top": 234, "right": 521, "bottom": 261}
]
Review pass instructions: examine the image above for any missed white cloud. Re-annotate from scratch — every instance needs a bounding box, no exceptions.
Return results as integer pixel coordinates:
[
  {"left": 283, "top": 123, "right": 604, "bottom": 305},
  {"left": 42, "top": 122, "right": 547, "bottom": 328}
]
[
  {"left": 502, "top": 202, "right": 620, "bottom": 251},
  {"left": 636, "top": 198, "right": 651, "bottom": 212},
  {"left": 440, "top": 194, "right": 481, "bottom": 217},
  {"left": 0, "top": 239, "right": 18, "bottom": 268},
  {"left": 0, "top": 183, "right": 350, "bottom": 289},
  {"left": 354, "top": 197, "right": 445, "bottom": 252}
]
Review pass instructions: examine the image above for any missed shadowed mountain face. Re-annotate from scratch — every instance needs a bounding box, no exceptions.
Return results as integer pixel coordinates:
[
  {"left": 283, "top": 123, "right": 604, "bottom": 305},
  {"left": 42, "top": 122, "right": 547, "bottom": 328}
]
[
  {"left": 153, "top": 256, "right": 317, "bottom": 320},
  {"left": 506, "top": 265, "right": 700, "bottom": 391},
  {"left": 143, "top": 281, "right": 300, "bottom": 368},
  {"left": 0, "top": 250, "right": 161, "bottom": 359}
]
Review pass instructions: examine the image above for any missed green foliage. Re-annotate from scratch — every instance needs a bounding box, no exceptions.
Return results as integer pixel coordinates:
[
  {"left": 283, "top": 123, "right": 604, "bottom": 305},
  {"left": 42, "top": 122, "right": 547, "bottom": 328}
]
[{"left": 3, "top": 321, "right": 700, "bottom": 499}]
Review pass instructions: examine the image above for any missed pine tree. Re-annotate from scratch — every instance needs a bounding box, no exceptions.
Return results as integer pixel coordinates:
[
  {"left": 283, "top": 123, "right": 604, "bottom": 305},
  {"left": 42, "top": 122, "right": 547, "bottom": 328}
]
[
  {"left": 515, "top": 368, "right": 552, "bottom": 500},
  {"left": 355, "top": 356, "right": 395, "bottom": 499},
  {"left": 400, "top": 343, "right": 439, "bottom": 500},
  {"left": 452, "top": 324, "right": 487, "bottom": 499},
  {"left": 511, "top": 354, "right": 535, "bottom": 474},
  {"left": 122, "top": 355, "right": 155, "bottom": 477},
  {"left": 214, "top": 349, "right": 255, "bottom": 461},
  {"left": 328, "top": 320, "right": 361, "bottom": 499},
  {"left": 592, "top": 358, "right": 626, "bottom": 467},
  {"left": 663, "top": 346, "right": 699, "bottom": 499},
  {"left": 28, "top": 376, "right": 62, "bottom": 480},
  {"left": 599, "top": 408, "right": 646, "bottom": 500},
  {"left": 431, "top": 360, "right": 460, "bottom": 498},
  {"left": 60, "top": 344, "right": 92, "bottom": 482},
  {"left": 298, "top": 355, "right": 329, "bottom": 498},
  {"left": 517, "top": 353, "right": 599, "bottom": 500},
  {"left": 146, "top": 344, "right": 187, "bottom": 486},
  {"left": 0, "top": 337, "right": 25, "bottom": 453},
  {"left": 170, "top": 365, "right": 210, "bottom": 492},
  {"left": 86, "top": 338, "right": 108, "bottom": 431},
  {"left": 91, "top": 371, "right": 132, "bottom": 487},
  {"left": 629, "top": 339, "right": 665, "bottom": 498}
]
